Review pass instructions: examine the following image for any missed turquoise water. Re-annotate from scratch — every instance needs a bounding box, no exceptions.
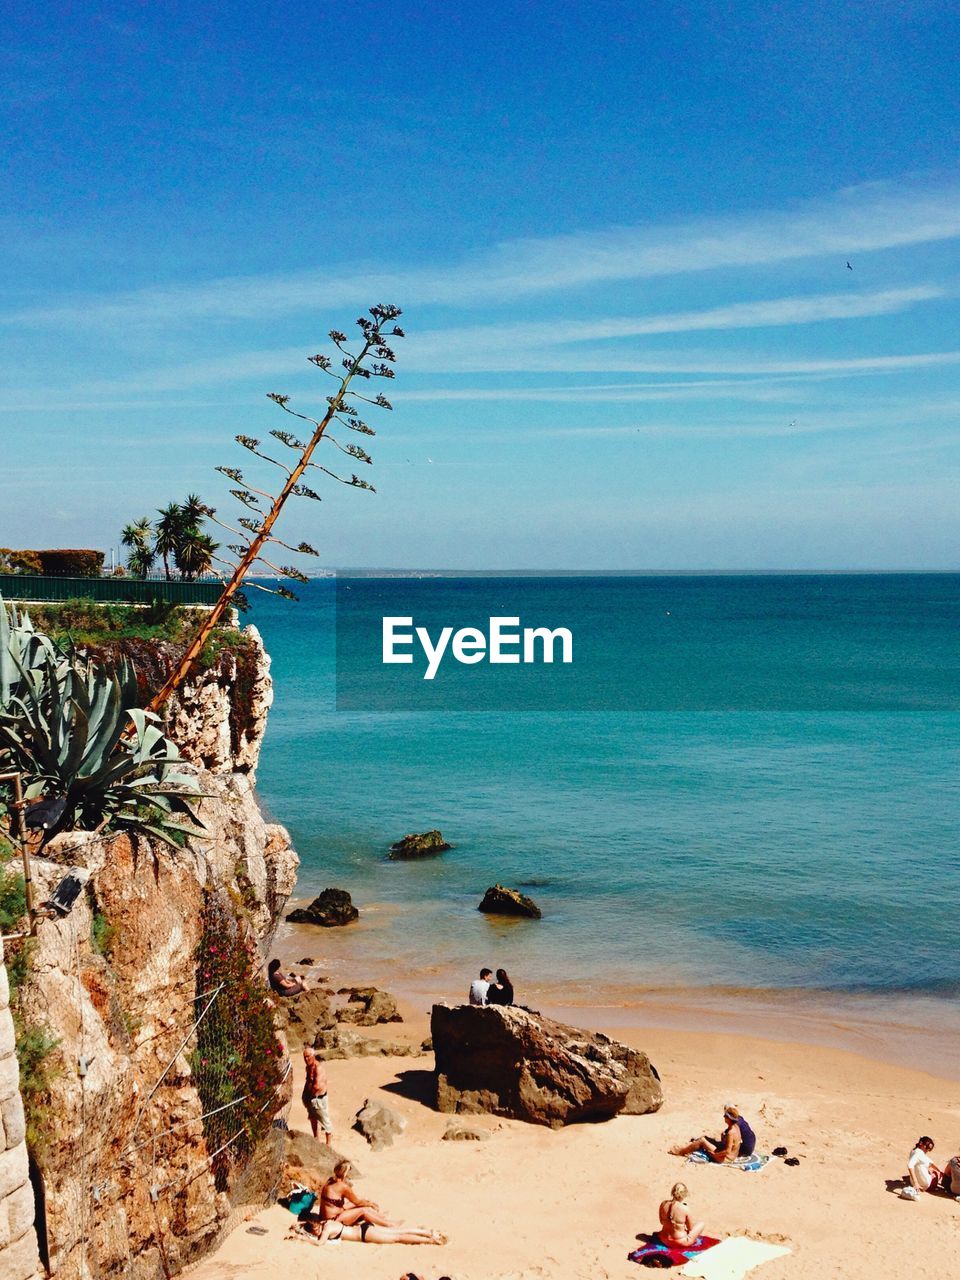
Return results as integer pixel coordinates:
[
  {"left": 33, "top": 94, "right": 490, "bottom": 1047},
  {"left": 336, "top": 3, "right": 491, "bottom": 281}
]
[{"left": 249, "top": 576, "right": 960, "bottom": 1016}]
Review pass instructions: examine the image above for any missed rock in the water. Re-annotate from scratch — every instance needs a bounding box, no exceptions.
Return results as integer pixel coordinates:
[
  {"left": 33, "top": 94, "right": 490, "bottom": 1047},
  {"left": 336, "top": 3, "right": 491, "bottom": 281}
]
[
  {"left": 298, "top": 956, "right": 316, "bottom": 965},
  {"left": 442, "top": 1123, "right": 490, "bottom": 1141},
  {"left": 280, "top": 987, "right": 337, "bottom": 1051},
  {"left": 478, "top": 883, "right": 542, "bottom": 919},
  {"left": 286, "top": 887, "right": 359, "bottom": 927},
  {"left": 353, "top": 1099, "right": 406, "bottom": 1150},
  {"left": 431, "top": 1003, "right": 662, "bottom": 1128},
  {"left": 337, "top": 985, "right": 403, "bottom": 1026},
  {"left": 388, "top": 829, "right": 452, "bottom": 859}
]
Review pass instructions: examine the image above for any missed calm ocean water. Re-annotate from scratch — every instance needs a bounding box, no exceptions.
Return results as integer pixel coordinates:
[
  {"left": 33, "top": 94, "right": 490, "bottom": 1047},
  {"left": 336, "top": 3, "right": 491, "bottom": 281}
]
[{"left": 248, "top": 575, "right": 960, "bottom": 1030}]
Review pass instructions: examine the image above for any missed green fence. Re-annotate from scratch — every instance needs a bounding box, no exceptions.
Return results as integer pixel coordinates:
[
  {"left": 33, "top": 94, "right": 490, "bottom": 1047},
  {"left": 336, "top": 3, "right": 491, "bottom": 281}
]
[{"left": 0, "top": 574, "right": 221, "bottom": 606}]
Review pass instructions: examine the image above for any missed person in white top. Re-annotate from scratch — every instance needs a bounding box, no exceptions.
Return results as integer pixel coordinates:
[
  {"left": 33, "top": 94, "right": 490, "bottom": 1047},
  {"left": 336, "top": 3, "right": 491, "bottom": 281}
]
[
  {"left": 468, "top": 968, "right": 493, "bottom": 1005},
  {"left": 907, "top": 1136, "right": 941, "bottom": 1193}
]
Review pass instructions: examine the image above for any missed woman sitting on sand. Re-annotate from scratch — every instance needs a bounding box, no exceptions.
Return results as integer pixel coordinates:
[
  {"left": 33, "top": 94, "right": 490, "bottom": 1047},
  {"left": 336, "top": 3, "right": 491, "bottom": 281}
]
[
  {"left": 487, "top": 968, "right": 514, "bottom": 1006},
  {"left": 658, "top": 1182, "right": 705, "bottom": 1248},
  {"left": 296, "top": 1217, "right": 446, "bottom": 1246},
  {"left": 318, "top": 1159, "right": 396, "bottom": 1228},
  {"left": 907, "top": 1136, "right": 942, "bottom": 1193},
  {"left": 669, "top": 1104, "right": 756, "bottom": 1163}
]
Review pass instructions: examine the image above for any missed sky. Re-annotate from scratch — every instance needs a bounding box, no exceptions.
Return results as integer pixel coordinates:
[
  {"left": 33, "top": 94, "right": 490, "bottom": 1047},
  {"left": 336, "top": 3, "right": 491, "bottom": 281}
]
[{"left": 1, "top": 0, "right": 959, "bottom": 569}]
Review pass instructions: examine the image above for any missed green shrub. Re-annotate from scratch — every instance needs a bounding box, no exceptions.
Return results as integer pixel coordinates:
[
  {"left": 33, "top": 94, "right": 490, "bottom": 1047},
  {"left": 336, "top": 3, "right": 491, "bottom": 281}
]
[
  {"left": 0, "top": 548, "right": 43, "bottom": 575},
  {"left": 90, "top": 909, "right": 116, "bottom": 958},
  {"left": 33, "top": 549, "right": 105, "bottom": 577},
  {"left": 14, "top": 1021, "right": 61, "bottom": 1157}
]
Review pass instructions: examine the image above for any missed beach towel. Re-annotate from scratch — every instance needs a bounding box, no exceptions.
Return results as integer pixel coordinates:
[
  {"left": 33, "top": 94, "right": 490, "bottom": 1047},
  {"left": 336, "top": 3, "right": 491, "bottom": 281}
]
[
  {"left": 678, "top": 1237, "right": 790, "bottom": 1279},
  {"left": 629, "top": 1234, "right": 720, "bottom": 1268},
  {"left": 687, "top": 1151, "right": 774, "bottom": 1172}
]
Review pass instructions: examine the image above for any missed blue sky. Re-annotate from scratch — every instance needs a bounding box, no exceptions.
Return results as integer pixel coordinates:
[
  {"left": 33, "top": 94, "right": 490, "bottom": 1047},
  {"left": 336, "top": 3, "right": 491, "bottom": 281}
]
[{"left": 1, "top": 0, "right": 959, "bottom": 568}]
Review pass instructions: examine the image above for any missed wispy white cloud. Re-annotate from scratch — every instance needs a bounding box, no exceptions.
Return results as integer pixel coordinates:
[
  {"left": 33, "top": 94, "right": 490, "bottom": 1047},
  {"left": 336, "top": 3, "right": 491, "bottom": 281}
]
[
  {"left": 2, "top": 180, "right": 958, "bottom": 328},
  {"left": 1, "top": 345, "right": 957, "bottom": 410},
  {"left": 400, "top": 286, "right": 944, "bottom": 358}
]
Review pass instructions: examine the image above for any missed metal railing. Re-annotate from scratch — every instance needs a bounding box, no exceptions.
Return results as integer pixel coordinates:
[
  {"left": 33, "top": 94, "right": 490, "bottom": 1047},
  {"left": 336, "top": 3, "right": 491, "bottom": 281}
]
[{"left": 0, "top": 574, "right": 221, "bottom": 605}]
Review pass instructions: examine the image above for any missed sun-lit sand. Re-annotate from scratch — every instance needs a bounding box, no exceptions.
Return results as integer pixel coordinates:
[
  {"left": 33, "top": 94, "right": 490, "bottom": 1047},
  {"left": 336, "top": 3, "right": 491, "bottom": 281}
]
[{"left": 187, "top": 1000, "right": 960, "bottom": 1280}]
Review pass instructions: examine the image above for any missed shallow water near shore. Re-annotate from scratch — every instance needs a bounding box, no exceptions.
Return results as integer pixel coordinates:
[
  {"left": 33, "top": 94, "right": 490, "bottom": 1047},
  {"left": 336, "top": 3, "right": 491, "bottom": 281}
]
[{"left": 249, "top": 575, "right": 960, "bottom": 1058}]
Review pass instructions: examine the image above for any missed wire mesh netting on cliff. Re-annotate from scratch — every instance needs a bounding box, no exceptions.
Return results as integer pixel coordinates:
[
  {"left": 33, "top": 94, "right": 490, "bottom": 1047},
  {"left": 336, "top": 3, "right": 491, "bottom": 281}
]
[{"left": 75, "top": 904, "right": 292, "bottom": 1271}]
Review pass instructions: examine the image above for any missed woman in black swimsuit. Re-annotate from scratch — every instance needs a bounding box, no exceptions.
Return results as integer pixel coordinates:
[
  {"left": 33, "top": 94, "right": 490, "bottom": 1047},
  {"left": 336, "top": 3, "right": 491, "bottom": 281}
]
[{"left": 303, "top": 1219, "right": 446, "bottom": 1245}]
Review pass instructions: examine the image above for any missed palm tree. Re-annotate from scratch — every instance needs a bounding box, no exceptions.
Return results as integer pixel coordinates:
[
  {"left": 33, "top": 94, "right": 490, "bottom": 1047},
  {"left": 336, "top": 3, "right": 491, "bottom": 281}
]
[
  {"left": 177, "top": 531, "right": 218, "bottom": 581},
  {"left": 154, "top": 503, "right": 183, "bottom": 580},
  {"left": 121, "top": 518, "right": 155, "bottom": 580}
]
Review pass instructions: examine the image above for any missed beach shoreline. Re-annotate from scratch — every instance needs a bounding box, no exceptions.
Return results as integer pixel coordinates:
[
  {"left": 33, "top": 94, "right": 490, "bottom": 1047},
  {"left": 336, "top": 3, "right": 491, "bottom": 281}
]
[{"left": 273, "top": 914, "right": 960, "bottom": 1083}]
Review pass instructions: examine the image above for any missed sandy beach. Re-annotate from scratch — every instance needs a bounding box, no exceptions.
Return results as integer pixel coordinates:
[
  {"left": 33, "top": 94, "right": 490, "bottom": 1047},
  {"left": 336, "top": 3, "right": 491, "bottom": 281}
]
[{"left": 188, "top": 998, "right": 960, "bottom": 1280}]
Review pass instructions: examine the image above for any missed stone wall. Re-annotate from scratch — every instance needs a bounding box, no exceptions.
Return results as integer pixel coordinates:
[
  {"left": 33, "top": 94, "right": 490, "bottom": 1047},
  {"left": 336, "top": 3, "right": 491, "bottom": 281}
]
[
  {"left": 0, "top": 622, "right": 298, "bottom": 1278},
  {"left": 0, "top": 939, "right": 41, "bottom": 1280}
]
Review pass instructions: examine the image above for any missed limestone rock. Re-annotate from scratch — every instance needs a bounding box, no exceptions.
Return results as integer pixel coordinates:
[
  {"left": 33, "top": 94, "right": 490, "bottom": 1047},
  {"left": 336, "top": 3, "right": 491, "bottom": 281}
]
[
  {"left": 388, "top": 829, "right": 451, "bottom": 859},
  {"left": 313, "top": 1027, "right": 425, "bottom": 1060},
  {"left": 285, "top": 1130, "right": 352, "bottom": 1182},
  {"left": 442, "top": 1123, "right": 490, "bottom": 1141},
  {"left": 2, "top": 628, "right": 301, "bottom": 1279},
  {"left": 353, "top": 1099, "right": 406, "bottom": 1150},
  {"left": 287, "top": 887, "right": 359, "bottom": 928},
  {"left": 336, "top": 986, "right": 403, "bottom": 1026},
  {"left": 431, "top": 1004, "right": 662, "bottom": 1128},
  {"left": 281, "top": 988, "right": 337, "bottom": 1051},
  {"left": 478, "top": 883, "right": 542, "bottom": 919}
]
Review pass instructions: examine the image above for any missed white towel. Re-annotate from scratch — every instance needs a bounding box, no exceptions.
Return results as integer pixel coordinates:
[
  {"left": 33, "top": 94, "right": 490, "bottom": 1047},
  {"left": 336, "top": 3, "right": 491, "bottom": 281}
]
[{"left": 680, "top": 1236, "right": 790, "bottom": 1279}]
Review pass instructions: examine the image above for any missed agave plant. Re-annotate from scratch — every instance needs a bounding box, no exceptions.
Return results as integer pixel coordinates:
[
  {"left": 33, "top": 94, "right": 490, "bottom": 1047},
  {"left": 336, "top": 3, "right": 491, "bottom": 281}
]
[{"left": 0, "top": 596, "right": 204, "bottom": 845}]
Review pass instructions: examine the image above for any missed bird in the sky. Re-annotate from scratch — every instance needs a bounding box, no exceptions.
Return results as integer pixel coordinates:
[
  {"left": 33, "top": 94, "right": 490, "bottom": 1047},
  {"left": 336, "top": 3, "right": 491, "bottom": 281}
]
[{"left": 846, "top": 261, "right": 853, "bottom": 270}]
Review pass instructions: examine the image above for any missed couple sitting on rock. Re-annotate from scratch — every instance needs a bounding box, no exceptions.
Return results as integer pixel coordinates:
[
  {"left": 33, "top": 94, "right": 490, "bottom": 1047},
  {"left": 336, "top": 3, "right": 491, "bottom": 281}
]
[{"left": 468, "top": 967, "right": 514, "bottom": 1007}]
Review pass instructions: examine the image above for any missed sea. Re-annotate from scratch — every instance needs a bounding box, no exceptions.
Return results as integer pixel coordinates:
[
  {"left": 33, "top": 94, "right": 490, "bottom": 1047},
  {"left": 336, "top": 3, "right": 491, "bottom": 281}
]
[{"left": 248, "top": 574, "right": 960, "bottom": 1064}]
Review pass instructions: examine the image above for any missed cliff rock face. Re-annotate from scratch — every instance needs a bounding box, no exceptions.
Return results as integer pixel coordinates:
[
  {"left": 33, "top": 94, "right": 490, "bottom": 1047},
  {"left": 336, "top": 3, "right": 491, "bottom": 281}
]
[
  {"left": 431, "top": 1004, "right": 663, "bottom": 1128},
  {"left": 1, "top": 624, "right": 298, "bottom": 1279}
]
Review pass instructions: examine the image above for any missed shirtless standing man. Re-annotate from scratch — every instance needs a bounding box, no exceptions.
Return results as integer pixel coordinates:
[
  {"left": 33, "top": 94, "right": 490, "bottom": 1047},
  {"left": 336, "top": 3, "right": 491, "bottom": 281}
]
[{"left": 302, "top": 1046, "right": 332, "bottom": 1145}]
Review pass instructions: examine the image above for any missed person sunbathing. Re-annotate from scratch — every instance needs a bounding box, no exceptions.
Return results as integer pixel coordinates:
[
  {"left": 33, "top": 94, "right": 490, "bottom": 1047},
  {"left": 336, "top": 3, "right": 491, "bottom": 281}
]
[
  {"left": 296, "top": 1217, "right": 446, "bottom": 1246},
  {"left": 658, "top": 1182, "right": 705, "bottom": 1248},
  {"left": 669, "top": 1104, "right": 756, "bottom": 1163},
  {"left": 318, "top": 1159, "right": 396, "bottom": 1228}
]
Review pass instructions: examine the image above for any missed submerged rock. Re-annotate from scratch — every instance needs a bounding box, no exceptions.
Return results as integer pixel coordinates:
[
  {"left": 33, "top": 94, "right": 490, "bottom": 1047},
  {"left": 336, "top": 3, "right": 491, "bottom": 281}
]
[
  {"left": 431, "top": 1003, "right": 663, "bottom": 1128},
  {"left": 388, "top": 829, "right": 452, "bottom": 859},
  {"left": 286, "top": 887, "right": 359, "bottom": 927},
  {"left": 478, "top": 883, "right": 542, "bottom": 918}
]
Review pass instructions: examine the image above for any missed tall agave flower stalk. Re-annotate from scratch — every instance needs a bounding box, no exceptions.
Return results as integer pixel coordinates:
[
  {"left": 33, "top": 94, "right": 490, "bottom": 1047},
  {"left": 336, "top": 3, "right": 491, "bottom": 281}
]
[{"left": 146, "top": 303, "right": 404, "bottom": 714}]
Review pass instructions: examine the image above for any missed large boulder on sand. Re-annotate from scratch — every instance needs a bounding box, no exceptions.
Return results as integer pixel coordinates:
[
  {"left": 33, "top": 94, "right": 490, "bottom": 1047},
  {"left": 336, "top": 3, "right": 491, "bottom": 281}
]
[
  {"left": 431, "top": 1003, "right": 662, "bottom": 1128},
  {"left": 353, "top": 1099, "right": 406, "bottom": 1150},
  {"left": 388, "top": 829, "right": 452, "bottom": 859},
  {"left": 286, "top": 887, "right": 359, "bottom": 927},
  {"left": 478, "top": 883, "right": 542, "bottom": 918},
  {"left": 280, "top": 987, "right": 337, "bottom": 1050}
]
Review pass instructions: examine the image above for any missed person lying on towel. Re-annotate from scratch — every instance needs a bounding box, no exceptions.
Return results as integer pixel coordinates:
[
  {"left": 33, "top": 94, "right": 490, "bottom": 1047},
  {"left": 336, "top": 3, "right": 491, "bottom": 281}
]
[{"left": 669, "top": 1104, "right": 756, "bottom": 1162}]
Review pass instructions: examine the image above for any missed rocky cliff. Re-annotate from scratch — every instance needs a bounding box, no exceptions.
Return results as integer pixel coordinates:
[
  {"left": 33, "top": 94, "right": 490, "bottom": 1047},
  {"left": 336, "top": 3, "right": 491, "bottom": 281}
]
[{"left": 0, "top": 624, "right": 298, "bottom": 1279}]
